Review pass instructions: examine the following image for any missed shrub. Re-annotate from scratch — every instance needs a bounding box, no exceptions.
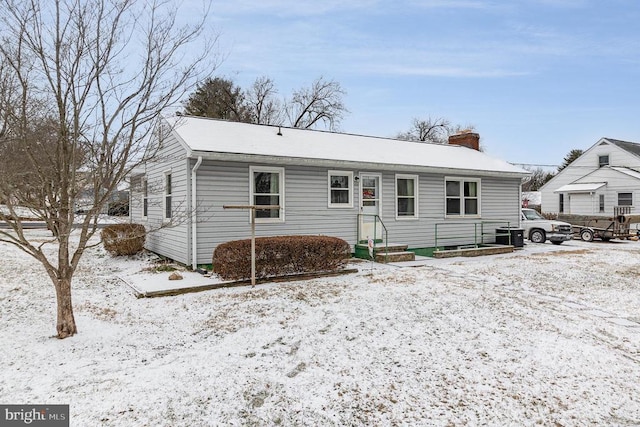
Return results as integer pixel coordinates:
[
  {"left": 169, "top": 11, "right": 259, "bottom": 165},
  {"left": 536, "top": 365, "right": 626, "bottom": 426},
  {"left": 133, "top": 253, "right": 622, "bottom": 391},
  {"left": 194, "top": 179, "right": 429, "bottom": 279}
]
[
  {"left": 213, "top": 235, "right": 351, "bottom": 281},
  {"left": 101, "top": 223, "right": 146, "bottom": 256}
]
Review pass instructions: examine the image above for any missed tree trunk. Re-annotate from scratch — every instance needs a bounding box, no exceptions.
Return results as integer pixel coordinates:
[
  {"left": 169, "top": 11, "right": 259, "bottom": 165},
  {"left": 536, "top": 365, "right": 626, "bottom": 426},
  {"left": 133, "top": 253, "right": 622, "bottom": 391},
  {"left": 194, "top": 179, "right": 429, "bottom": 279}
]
[{"left": 55, "top": 276, "right": 77, "bottom": 338}]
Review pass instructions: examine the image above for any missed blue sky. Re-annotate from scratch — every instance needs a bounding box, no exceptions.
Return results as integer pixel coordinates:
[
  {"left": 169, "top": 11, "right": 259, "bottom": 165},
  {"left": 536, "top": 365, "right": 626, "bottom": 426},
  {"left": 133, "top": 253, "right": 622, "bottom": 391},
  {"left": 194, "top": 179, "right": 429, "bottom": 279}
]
[{"left": 201, "top": 0, "right": 640, "bottom": 168}]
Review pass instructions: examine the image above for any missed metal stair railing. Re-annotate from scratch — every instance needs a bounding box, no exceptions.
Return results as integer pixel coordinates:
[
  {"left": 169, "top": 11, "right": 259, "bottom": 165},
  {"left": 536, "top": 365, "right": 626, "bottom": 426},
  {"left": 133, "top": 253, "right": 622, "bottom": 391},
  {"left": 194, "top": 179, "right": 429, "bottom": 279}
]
[{"left": 357, "top": 213, "right": 388, "bottom": 258}]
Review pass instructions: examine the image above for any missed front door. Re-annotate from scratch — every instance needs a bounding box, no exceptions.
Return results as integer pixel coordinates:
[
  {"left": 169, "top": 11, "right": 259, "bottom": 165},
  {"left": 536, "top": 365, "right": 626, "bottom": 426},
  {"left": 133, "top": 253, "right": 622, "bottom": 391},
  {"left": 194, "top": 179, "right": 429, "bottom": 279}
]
[{"left": 359, "top": 173, "right": 382, "bottom": 241}]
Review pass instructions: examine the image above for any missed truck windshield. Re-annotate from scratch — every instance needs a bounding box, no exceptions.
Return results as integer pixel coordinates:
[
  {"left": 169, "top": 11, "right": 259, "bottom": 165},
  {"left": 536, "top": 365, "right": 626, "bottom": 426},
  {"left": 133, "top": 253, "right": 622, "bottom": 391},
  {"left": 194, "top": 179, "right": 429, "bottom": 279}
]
[{"left": 523, "top": 210, "right": 544, "bottom": 220}]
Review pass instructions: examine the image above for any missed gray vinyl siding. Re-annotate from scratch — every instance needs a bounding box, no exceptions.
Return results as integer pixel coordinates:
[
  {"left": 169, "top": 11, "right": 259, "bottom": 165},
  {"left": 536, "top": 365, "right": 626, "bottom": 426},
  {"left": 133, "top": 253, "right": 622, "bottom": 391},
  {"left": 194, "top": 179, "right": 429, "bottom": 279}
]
[
  {"left": 378, "top": 174, "right": 520, "bottom": 249},
  {"left": 134, "top": 134, "right": 191, "bottom": 264},
  {"left": 194, "top": 162, "right": 361, "bottom": 264},
  {"left": 193, "top": 162, "right": 522, "bottom": 264}
]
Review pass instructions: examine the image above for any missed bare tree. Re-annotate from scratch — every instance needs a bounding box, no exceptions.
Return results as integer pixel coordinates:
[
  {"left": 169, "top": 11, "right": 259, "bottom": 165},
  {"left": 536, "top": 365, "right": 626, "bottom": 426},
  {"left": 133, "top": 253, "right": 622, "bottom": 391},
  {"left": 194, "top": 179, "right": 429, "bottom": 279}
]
[
  {"left": 181, "top": 75, "right": 348, "bottom": 130},
  {"left": 0, "top": 0, "right": 216, "bottom": 338},
  {"left": 285, "top": 76, "right": 347, "bottom": 130},
  {"left": 245, "top": 76, "right": 282, "bottom": 125},
  {"left": 0, "top": 61, "right": 13, "bottom": 140},
  {"left": 522, "top": 167, "right": 555, "bottom": 192},
  {"left": 397, "top": 117, "right": 476, "bottom": 144}
]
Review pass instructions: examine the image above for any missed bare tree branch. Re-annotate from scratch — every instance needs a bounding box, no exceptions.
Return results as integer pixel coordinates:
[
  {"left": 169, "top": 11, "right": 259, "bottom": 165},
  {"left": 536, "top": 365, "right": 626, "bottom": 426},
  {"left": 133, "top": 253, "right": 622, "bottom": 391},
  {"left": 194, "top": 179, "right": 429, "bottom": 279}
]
[
  {"left": 397, "top": 116, "right": 477, "bottom": 144},
  {"left": 0, "top": 0, "right": 217, "bottom": 338},
  {"left": 285, "top": 76, "right": 347, "bottom": 130},
  {"left": 245, "top": 76, "right": 282, "bottom": 125},
  {"left": 521, "top": 167, "right": 555, "bottom": 192}
]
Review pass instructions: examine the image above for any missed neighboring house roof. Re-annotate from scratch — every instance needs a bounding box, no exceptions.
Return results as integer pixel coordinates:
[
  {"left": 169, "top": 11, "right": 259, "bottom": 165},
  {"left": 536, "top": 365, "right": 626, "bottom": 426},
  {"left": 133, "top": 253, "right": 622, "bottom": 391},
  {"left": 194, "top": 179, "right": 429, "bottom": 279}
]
[
  {"left": 165, "top": 116, "right": 528, "bottom": 178},
  {"left": 610, "top": 166, "right": 640, "bottom": 180},
  {"left": 554, "top": 182, "right": 606, "bottom": 193},
  {"left": 539, "top": 137, "right": 640, "bottom": 192},
  {"left": 606, "top": 138, "right": 640, "bottom": 158},
  {"left": 551, "top": 165, "right": 640, "bottom": 194}
]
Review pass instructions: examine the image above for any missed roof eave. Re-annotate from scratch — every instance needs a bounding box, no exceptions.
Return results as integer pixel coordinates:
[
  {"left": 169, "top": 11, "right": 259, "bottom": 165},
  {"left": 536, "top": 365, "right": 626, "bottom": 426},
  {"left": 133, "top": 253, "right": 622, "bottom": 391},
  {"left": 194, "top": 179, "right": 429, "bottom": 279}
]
[{"left": 190, "top": 151, "right": 529, "bottom": 179}]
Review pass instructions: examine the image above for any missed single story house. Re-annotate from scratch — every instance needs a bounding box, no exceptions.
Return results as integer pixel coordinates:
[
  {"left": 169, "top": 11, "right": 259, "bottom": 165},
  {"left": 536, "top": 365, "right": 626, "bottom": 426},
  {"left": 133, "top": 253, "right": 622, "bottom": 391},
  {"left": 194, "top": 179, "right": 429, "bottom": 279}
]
[
  {"left": 540, "top": 138, "right": 640, "bottom": 216},
  {"left": 130, "top": 116, "right": 529, "bottom": 268}
]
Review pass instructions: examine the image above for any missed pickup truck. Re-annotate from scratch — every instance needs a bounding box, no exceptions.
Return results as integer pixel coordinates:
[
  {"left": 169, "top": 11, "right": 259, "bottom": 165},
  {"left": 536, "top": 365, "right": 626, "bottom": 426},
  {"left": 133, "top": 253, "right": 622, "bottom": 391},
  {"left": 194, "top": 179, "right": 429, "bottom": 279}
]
[{"left": 521, "top": 208, "right": 573, "bottom": 245}]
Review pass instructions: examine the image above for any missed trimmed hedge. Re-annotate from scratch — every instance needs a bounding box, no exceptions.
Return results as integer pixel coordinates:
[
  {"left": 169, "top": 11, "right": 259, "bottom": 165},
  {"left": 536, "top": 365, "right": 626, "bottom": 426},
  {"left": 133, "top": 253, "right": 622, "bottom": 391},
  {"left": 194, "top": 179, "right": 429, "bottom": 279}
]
[
  {"left": 213, "top": 235, "right": 351, "bottom": 281},
  {"left": 101, "top": 223, "right": 146, "bottom": 256}
]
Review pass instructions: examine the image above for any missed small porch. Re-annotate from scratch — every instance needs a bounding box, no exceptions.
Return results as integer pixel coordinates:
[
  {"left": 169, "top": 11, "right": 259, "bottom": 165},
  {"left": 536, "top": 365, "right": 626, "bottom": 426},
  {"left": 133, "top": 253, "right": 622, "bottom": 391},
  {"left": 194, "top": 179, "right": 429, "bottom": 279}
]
[{"left": 354, "top": 214, "right": 517, "bottom": 262}]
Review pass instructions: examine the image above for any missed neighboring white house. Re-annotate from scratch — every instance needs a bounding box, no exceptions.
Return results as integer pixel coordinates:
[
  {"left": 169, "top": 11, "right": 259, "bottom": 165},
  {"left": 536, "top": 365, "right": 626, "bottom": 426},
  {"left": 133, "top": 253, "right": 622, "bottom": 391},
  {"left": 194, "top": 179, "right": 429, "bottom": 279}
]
[
  {"left": 540, "top": 138, "right": 640, "bottom": 215},
  {"left": 130, "top": 116, "right": 529, "bottom": 268}
]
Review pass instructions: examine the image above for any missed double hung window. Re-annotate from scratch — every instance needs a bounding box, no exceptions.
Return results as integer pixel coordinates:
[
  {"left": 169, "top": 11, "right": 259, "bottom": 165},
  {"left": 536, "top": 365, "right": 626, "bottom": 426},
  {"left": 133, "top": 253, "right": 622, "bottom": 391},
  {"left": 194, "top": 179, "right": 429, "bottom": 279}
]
[
  {"left": 251, "top": 166, "right": 284, "bottom": 221},
  {"left": 164, "top": 173, "right": 172, "bottom": 220},
  {"left": 618, "top": 192, "right": 633, "bottom": 206},
  {"left": 445, "top": 178, "right": 480, "bottom": 217},
  {"left": 142, "top": 179, "right": 148, "bottom": 218},
  {"left": 328, "top": 171, "right": 352, "bottom": 207},
  {"left": 396, "top": 175, "right": 418, "bottom": 218},
  {"left": 599, "top": 194, "right": 605, "bottom": 212}
]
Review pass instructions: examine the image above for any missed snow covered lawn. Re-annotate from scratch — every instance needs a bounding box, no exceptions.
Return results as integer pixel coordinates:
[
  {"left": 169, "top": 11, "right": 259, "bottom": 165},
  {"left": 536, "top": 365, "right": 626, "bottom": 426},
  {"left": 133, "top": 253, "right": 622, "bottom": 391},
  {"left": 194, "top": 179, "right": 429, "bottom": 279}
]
[{"left": 1, "top": 230, "right": 640, "bottom": 426}]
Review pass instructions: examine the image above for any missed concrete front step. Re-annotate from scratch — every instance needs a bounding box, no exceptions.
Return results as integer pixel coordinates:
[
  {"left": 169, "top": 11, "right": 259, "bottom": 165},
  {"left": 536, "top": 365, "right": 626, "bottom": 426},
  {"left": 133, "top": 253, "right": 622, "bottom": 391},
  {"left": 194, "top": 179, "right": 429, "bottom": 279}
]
[
  {"left": 355, "top": 242, "right": 416, "bottom": 263},
  {"left": 356, "top": 242, "right": 409, "bottom": 253},
  {"left": 375, "top": 250, "right": 415, "bottom": 263}
]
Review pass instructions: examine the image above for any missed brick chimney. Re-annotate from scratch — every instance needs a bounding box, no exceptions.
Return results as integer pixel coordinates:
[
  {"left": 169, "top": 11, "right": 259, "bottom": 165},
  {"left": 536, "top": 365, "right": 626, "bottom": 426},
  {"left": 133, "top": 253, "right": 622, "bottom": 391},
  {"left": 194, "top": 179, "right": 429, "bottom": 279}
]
[{"left": 448, "top": 131, "right": 480, "bottom": 151}]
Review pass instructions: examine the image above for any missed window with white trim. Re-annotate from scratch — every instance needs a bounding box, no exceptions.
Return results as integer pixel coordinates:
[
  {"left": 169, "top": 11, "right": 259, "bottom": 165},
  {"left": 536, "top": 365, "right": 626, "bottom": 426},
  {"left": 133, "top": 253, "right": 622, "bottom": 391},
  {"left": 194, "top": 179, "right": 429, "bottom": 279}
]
[
  {"left": 250, "top": 166, "right": 284, "bottom": 221},
  {"left": 396, "top": 174, "right": 418, "bottom": 218},
  {"left": 164, "top": 173, "right": 172, "bottom": 220},
  {"left": 445, "top": 178, "right": 480, "bottom": 217},
  {"left": 328, "top": 171, "right": 353, "bottom": 208},
  {"left": 598, "top": 155, "right": 609, "bottom": 167},
  {"left": 618, "top": 192, "right": 633, "bottom": 206},
  {"left": 599, "top": 194, "right": 605, "bottom": 212},
  {"left": 142, "top": 179, "right": 148, "bottom": 218}
]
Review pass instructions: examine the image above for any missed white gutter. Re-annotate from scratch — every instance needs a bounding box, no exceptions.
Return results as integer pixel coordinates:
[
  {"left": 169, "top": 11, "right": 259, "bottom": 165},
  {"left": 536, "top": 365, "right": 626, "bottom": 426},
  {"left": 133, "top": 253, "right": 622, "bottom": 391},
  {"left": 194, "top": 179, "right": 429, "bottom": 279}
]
[
  {"left": 189, "top": 151, "right": 530, "bottom": 179},
  {"left": 191, "top": 156, "right": 203, "bottom": 270}
]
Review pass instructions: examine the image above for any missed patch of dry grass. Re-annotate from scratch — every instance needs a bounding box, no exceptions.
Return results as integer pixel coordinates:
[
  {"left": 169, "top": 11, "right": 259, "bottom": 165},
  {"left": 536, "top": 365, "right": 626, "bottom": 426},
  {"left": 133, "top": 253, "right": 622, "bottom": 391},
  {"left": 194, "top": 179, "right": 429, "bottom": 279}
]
[
  {"left": 528, "top": 249, "right": 592, "bottom": 258},
  {"left": 616, "top": 266, "right": 640, "bottom": 278}
]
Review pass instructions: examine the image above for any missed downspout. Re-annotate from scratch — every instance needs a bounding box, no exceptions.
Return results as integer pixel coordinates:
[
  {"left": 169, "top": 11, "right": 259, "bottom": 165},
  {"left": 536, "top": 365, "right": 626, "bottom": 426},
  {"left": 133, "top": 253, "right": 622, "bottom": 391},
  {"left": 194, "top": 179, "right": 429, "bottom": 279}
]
[
  {"left": 518, "top": 180, "right": 523, "bottom": 229},
  {"left": 191, "top": 156, "right": 203, "bottom": 270}
]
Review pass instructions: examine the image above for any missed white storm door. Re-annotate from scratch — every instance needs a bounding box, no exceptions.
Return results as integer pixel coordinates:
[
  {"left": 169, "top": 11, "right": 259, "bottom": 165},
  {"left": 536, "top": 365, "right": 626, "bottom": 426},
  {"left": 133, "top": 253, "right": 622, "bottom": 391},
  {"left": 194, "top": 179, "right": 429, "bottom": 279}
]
[{"left": 360, "top": 174, "right": 382, "bottom": 240}]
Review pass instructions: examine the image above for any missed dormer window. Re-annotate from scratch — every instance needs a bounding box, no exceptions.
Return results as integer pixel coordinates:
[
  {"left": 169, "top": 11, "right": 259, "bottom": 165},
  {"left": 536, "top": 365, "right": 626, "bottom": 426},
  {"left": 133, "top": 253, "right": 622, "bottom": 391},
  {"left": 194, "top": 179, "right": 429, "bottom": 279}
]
[{"left": 598, "top": 155, "right": 609, "bottom": 167}]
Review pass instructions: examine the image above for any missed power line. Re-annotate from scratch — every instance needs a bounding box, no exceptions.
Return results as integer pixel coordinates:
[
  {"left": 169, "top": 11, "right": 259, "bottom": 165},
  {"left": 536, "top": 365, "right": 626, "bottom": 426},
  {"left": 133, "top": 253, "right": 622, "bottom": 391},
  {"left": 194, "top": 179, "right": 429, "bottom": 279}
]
[{"left": 511, "top": 163, "right": 559, "bottom": 168}]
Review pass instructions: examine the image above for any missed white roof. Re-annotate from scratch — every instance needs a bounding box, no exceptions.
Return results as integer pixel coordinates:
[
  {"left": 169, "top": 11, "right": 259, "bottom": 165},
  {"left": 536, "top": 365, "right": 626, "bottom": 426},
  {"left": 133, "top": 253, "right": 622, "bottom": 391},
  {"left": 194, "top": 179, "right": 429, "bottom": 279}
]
[
  {"left": 165, "top": 116, "right": 528, "bottom": 177},
  {"left": 554, "top": 182, "right": 606, "bottom": 193},
  {"left": 610, "top": 167, "right": 640, "bottom": 180}
]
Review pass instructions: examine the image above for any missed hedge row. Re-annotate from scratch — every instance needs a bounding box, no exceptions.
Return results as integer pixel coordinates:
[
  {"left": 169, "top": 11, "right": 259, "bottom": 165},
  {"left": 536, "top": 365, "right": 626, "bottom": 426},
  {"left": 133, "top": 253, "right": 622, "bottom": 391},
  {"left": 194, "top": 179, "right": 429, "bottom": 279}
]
[
  {"left": 101, "top": 223, "right": 146, "bottom": 256},
  {"left": 213, "top": 235, "right": 351, "bottom": 281}
]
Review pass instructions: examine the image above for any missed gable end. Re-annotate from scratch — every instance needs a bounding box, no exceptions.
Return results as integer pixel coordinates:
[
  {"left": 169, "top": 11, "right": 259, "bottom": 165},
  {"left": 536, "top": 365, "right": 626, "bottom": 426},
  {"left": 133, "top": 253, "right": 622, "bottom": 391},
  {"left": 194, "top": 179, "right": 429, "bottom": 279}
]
[{"left": 605, "top": 138, "right": 640, "bottom": 158}]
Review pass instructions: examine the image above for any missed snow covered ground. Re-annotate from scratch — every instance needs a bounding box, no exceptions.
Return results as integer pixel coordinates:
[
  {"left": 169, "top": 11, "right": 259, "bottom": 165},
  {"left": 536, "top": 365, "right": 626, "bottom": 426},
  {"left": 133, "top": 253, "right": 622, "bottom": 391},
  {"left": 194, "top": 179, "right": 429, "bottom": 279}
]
[{"left": 1, "top": 230, "right": 640, "bottom": 426}]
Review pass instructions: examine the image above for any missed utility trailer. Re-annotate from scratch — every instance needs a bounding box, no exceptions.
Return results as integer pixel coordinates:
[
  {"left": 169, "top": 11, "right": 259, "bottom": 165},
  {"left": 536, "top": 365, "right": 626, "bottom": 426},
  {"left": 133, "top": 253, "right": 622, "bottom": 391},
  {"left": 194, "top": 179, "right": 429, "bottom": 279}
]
[{"left": 558, "top": 206, "right": 640, "bottom": 242}]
